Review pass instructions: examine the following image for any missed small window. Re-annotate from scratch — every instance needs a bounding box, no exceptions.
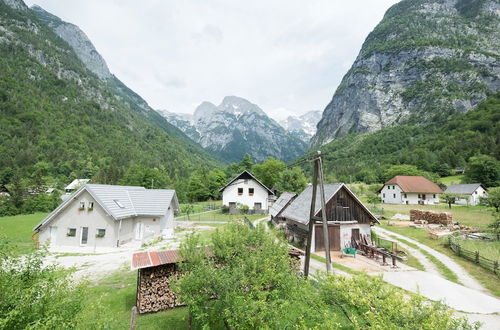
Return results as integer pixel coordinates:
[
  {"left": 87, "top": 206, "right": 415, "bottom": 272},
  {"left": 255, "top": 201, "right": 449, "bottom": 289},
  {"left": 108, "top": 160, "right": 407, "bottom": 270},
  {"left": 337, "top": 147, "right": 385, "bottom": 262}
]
[
  {"left": 88, "top": 202, "right": 94, "bottom": 210},
  {"left": 79, "top": 202, "right": 85, "bottom": 210},
  {"left": 254, "top": 202, "right": 262, "bottom": 210},
  {"left": 238, "top": 188, "right": 243, "bottom": 195},
  {"left": 433, "top": 194, "right": 436, "bottom": 198},
  {"left": 96, "top": 228, "right": 106, "bottom": 238},
  {"left": 67, "top": 228, "right": 76, "bottom": 237},
  {"left": 113, "top": 199, "right": 125, "bottom": 208},
  {"left": 383, "top": 193, "right": 385, "bottom": 198},
  {"left": 393, "top": 194, "right": 396, "bottom": 198},
  {"left": 404, "top": 193, "right": 407, "bottom": 198},
  {"left": 249, "top": 188, "right": 254, "bottom": 196}
]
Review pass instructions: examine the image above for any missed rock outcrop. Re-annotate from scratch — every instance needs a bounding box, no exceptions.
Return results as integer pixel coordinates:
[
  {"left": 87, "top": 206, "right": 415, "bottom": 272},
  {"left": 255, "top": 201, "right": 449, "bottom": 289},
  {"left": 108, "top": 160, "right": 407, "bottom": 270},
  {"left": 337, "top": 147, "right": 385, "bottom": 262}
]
[
  {"left": 312, "top": 0, "right": 500, "bottom": 146},
  {"left": 279, "top": 110, "right": 322, "bottom": 143}
]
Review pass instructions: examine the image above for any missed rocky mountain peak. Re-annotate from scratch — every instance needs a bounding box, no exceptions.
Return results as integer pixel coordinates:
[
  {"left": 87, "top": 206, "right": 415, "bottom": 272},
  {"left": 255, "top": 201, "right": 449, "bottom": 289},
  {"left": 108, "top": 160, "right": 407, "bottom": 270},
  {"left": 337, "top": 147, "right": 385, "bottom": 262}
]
[
  {"left": 31, "top": 4, "right": 112, "bottom": 80},
  {"left": 279, "top": 110, "right": 322, "bottom": 143},
  {"left": 3, "top": 0, "right": 27, "bottom": 11}
]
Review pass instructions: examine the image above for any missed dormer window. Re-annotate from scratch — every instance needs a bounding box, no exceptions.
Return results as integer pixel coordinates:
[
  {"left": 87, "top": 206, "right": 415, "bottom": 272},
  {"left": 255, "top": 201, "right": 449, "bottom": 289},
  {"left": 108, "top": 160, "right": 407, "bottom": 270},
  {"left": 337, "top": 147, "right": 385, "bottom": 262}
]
[
  {"left": 79, "top": 202, "right": 85, "bottom": 210},
  {"left": 113, "top": 199, "right": 125, "bottom": 208}
]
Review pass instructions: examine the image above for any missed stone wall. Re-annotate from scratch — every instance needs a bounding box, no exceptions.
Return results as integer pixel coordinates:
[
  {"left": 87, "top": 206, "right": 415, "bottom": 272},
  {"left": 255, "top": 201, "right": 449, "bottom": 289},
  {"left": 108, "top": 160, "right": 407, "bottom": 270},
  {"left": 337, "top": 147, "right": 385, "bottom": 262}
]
[{"left": 410, "top": 209, "right": 453, "bottom": 225}]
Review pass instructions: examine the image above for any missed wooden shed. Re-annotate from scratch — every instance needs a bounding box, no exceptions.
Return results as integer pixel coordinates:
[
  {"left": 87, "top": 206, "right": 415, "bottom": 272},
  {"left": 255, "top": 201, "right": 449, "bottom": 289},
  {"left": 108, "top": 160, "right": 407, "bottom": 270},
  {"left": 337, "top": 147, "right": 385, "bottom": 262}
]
[
  {"left": 131, "top": 250, "right": 184, "bottom": 313},
  {"left": 281, "top": 184, "right": 379, "bottom": 252}
]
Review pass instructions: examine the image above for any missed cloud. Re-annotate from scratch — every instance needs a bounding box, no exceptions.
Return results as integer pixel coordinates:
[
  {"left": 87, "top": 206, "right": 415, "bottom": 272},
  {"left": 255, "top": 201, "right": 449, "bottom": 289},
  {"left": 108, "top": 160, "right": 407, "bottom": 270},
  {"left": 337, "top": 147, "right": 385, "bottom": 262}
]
[{"left": 24, "top": 0, "right": 400, "bottom": 115}]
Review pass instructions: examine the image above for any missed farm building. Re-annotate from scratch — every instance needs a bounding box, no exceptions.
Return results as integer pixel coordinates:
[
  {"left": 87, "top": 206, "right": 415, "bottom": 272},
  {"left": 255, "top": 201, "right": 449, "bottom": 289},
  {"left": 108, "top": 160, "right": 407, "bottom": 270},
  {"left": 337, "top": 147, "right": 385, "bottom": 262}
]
[
  {"left": 270, "top": 192, "right": 297, "bottom": 226},
  {"left": 379, "top": 176, "right": 442, "bottom": 205},
  {"left": 220, "top": 170, "right": 274, "bottom": 213},
  {"left": 282, "top": 184, "right": 379, "bottom": 252},
  {"left": 444, "top": 183, "right": 488, "bottom": 206},
  {"left": 33, "top": 184, "right": 179, "bottom": 249},
  {"left": 132, "top": 250, "right": 184, "bottom": 313}
]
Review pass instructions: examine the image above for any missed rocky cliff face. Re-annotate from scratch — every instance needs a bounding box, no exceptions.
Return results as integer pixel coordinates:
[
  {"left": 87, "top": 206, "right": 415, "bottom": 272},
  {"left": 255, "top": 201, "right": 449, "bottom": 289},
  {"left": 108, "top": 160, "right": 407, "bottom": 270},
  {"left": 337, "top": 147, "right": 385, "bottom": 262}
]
[
  {"left": 162, "top": 96, "right": 308, "bottom": 162},
  {"left": 279, "top": 110, "right": 321, "bottom": 143},
  {"left": 312, "top": 0, "right": 500, "bottom": 146}
]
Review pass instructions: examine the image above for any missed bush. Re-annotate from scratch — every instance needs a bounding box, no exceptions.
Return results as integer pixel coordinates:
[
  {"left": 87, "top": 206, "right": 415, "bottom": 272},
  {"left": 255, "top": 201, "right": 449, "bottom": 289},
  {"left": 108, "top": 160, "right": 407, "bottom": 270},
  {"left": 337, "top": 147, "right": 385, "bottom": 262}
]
[{"left": 221, "top": 205, "right": 230, "bottom": 214}]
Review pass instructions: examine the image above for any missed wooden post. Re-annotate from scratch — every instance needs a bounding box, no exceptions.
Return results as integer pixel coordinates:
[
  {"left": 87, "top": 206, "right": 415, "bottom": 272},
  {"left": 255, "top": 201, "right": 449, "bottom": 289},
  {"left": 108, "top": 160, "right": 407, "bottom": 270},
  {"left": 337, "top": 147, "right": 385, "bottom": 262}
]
[
  {"left": 317, "top": 154, "right": 332, "bottom": 273},
  {"left": 304, "top": 156, "right": 318, "bottom": 278},
  {"left": 457, "top": 244, "right": 461, "bottom": 256},
  {"left": 475, "top": 251, "right": 479, "bottom": 264},
  {"left": 130, "top": 306, "right": 137, "bottom": 330},
  {"left": 494, "top": 261, "right": 498, "bottom": 274}
]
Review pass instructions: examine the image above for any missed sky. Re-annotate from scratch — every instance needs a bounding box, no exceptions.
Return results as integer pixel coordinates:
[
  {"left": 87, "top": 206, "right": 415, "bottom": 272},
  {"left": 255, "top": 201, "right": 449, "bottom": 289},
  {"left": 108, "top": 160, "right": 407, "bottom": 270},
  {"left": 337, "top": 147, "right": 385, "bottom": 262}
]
[{"left": 25, "top": 0, "right": 399, "bottom": 119}]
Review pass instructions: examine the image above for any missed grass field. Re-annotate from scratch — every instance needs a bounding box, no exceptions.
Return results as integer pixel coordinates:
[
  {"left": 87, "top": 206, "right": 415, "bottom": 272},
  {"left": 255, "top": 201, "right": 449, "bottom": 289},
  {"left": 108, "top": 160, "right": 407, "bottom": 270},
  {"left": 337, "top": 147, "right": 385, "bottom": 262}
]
[
  {"left": 175, "top": 210, "right": 265, "bottom": 222},
  {"left": 177, "top": 200, "right": 221, "bottom": 216},
  {"left": 78, "top": 267, "right": 189, "bottom": 329},
  {"left": 438, "top": 175, "right": 465, "bottom": 186},
  {"left": 0, "top": 212, "right": 47, "bottom": 254},
  {"left": 451, "top": 237, "right": 500, "bottom": 261},
  {"left": 380, "top": 223, "right": 500, "bottom": 297},
  {"left": 370, "top": 203, "right": 494, "bottom": 229}
]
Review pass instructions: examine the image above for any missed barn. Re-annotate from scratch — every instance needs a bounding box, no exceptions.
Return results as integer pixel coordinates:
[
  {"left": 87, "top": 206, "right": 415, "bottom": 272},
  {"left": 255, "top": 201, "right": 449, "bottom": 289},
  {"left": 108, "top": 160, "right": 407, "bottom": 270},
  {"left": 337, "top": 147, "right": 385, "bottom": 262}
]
[{"left": 281, "top": 184, "right": 379, "bottom": 252}]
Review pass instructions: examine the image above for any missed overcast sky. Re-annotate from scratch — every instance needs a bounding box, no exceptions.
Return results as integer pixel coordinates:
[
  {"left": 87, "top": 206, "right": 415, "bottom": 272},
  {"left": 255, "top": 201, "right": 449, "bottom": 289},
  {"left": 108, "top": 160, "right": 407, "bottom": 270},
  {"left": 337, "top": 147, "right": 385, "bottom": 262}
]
[{"left": 25, "top": 0, "right": 399, "bottom": 119}]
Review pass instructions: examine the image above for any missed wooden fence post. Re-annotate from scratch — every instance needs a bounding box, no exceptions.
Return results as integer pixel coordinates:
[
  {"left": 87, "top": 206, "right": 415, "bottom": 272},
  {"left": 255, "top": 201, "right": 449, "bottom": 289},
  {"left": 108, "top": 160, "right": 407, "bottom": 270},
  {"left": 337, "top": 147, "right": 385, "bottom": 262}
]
[
  {"left": 475, "top": 251, "right": 479, "bottom": 264},
  {"left": 457, "top": 244, "right": 461, "bottom": 257},
  {"left": 130, "top": 306, "right": 137, "bottom": 330},
  {"left": 494, "top": 261, "right": 498, "bottom": 274}
]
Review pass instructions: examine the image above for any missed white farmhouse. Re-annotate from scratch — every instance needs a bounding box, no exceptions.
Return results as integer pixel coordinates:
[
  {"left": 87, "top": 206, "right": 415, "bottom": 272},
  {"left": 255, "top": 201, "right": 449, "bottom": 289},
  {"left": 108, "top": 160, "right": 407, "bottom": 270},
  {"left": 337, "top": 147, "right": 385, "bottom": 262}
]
[
  {"left": 444, "top": 183, "right": 488, "bottom": 206},
  {"left": 33, "top": 184, "right": 179, "bottom": 250},
  {"left": 380, "top": 176, "right": 442, "bottom": 205},
  {"left": 220, "top": 170, "right": 274, "bottom": 212}
]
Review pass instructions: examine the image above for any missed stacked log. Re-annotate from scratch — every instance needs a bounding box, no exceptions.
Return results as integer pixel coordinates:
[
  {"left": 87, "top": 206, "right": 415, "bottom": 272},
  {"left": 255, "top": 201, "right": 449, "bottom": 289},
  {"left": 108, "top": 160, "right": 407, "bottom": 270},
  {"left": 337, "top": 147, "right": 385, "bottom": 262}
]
[
  {"left": 410, "top": 209, "right": 452, "bottom": 225},
  {"left": 137, "top": 263, "right": 183, "bottom": 313}
]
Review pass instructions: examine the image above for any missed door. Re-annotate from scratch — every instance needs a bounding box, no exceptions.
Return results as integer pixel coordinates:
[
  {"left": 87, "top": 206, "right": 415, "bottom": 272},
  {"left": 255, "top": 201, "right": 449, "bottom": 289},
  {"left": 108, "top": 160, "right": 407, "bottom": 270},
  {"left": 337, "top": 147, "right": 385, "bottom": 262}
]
[
  {"left": 134, "top": 222, "right": 144, "bottom": 240},
  {"left": 314, "top": 225, "right": 340, "bottom": 251},
  {"left": 49, "top": 226, "right": 57, "bottom": 246},
  {"left": 80, "top": 227, "right": 88, "bottom": 245},
  {"left": 351, "top": 228, "right": 360, "bottom": 242}
]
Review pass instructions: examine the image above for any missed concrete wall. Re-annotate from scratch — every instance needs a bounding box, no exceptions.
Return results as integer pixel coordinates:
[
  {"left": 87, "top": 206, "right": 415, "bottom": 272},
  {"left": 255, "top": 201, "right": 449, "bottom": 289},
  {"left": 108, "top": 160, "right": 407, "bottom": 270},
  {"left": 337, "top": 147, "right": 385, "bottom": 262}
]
[
  {"left": 381, "top": 185, "right": 439, "bottom": 205},
  {"left": 38, "top": 190, "right": 118, "bottom": 248},
  {"left": 222, "top": 179, "right": 269, "bottom": 210}
]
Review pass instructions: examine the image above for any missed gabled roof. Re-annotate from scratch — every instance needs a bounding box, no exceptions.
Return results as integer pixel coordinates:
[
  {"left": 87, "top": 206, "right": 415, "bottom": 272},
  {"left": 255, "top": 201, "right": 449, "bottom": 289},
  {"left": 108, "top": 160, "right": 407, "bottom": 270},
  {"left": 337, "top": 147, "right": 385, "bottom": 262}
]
[
  {"left": 65, "top": 178, "right": 90, "bottom": 190},
  {"left": 34, "top": 184, "right": 179, "bottom": 231},
  {"left": 270, "top": 192, "right": 297, "bottom": 218},
  {"left": 281, "top": 183, "right": 379, "bottom": 225},
  {"left": 384, "top": 176, "right": 442, "bottom": 194},
  {"left": 445, "top": 183, "right": 486, "bottom": 195},
  {"left": 219, "top": 170, "right": 274, "bottom": 194}
]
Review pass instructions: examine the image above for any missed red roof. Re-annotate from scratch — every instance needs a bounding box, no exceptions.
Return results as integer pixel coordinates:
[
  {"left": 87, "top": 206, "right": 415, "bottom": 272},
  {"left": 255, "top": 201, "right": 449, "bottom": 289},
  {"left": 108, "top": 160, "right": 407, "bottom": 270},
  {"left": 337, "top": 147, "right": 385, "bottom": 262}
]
[
  {"left": 131, "top": 250, "right": 183, "bottom": 270},
  {"left": 384, "top": 176, "right": 442, "bottom": 193}
]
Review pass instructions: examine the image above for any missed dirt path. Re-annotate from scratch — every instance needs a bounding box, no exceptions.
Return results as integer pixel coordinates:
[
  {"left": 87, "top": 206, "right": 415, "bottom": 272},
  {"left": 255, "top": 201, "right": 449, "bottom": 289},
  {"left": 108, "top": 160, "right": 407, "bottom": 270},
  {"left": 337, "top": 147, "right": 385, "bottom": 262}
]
[
  {"left": 374, "top": 229, "right": 441, "bottom": 276},
  {"left": 373, "top": 227, "right": 485, "bottom": 292}
]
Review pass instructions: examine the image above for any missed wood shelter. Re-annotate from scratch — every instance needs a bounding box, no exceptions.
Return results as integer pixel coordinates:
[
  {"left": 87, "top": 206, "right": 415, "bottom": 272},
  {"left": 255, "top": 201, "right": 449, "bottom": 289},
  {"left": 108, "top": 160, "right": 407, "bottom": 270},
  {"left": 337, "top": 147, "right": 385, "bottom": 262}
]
[{"left": 281, "top": 184, "right": 379, "bottom": 252}]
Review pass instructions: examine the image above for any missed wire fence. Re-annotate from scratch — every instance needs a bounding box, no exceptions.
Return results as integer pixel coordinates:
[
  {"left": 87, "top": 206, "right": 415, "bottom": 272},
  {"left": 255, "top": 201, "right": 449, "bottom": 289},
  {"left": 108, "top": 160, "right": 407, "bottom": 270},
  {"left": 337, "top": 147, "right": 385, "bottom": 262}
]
[{"left": 448, "top": 236, "right": 499, "bottom": 276}]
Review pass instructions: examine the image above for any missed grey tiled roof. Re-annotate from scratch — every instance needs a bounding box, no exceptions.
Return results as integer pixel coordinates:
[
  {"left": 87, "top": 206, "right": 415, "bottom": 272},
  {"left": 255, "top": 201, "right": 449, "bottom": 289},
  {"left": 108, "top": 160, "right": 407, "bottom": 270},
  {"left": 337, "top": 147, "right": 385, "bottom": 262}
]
[
  {"left": 34, "top": 184, "right": 179, "bottom": 230},
  {"left": 270, "top": 192, "right": 297, "bottom": 217},
  {"left": 445, "top": 183, "right": 484, "bottom": 195},
  {"left": 281, "top": 184, "right": 343, "bottom": 225}
]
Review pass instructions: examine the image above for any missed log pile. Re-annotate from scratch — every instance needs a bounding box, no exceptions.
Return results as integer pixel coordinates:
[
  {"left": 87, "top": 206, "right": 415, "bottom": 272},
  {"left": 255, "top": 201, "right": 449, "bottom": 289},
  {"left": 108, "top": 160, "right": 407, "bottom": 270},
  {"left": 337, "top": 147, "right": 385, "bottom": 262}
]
[
  {"left": 410, "top": 209, "right": 452, "bottom": 225},
  {"left": 137, "top": 263, "right": 183, "bottom": 313}
]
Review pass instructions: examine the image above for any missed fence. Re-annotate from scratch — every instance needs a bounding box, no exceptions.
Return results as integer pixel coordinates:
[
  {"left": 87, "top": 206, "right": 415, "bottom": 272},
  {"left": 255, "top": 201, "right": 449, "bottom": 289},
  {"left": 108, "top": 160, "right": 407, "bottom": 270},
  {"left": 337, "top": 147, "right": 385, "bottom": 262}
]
[{"left": 448, "top": 236, "right": 499, "bottom": 276}]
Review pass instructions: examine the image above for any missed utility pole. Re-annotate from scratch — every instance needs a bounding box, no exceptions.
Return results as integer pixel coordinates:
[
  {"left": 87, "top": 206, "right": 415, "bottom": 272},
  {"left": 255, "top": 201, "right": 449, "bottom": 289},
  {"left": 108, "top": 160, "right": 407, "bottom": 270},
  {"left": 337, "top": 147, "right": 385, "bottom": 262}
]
[{"left": 304, "top": 151, "right": 332, "bottom": 278}]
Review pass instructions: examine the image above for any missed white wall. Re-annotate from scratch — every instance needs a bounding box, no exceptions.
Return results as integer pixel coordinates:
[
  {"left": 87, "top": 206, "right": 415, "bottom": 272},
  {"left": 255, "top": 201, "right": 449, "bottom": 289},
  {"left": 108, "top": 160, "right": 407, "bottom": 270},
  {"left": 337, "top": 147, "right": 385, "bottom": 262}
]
[
  {"left": 38, "top": 190, "right": 118, "bottom": 248},
  {"left": 222, "top": 179, "right": 269, "bottom": 210},
  {"left": 455, "top": 186, "right": 487, "bottom": 206},
  {"left": 381, "top": 185, "right": 439, "bottom": 205},
  {"left": 310, "top": 222, "right": 371, "bottom": 251}
]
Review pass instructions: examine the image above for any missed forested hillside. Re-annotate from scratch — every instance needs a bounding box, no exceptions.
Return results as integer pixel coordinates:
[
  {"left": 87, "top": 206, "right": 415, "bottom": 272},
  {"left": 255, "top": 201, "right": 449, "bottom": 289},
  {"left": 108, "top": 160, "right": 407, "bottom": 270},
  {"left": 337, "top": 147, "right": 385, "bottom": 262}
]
[
  {"left": 0, "top": 1, "right": 218, "bottom": 193},
  {"left": 297, "top": 93, "right": 500, "bottom": 184}
]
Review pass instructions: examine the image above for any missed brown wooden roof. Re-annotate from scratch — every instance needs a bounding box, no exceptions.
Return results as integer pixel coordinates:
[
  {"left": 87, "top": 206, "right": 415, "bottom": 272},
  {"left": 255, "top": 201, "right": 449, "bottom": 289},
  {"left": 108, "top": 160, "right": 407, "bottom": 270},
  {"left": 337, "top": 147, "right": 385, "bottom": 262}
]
[
  {"left": 384, "top": 176, "right": 442, "bottom": 193},
  {"left": 131, "top": 250, "right": 183, "bottom": 270}
]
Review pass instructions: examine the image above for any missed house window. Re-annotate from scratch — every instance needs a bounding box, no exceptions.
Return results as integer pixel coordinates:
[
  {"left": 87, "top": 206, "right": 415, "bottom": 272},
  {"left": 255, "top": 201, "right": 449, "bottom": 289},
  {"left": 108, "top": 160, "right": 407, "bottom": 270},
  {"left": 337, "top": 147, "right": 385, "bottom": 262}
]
[
  {"left": 79, "top": 202, "right": 85, "bottom": 210},
  {"left": 249, "top": 188, "right": 254, "bottom": 196},
  {"left": 67, "top": 228, "right": 76, "bottom": 237},
  {"left": 254, "top": 202, "right": 262, "bottom": 210},
  {"left": 393, "top": 194, "right": 396, "bottom": 198},
  {"left": 113, "top": 199, "right": 125, "bottom": 208},
  {"left": 404, "top": 193, "right": 407, "bottom": 198},
  {"left": 418, "top": 194, "right": 421, "bottom": 199},
  {"left": 383, "top": 193, "right": 385, "bottom": 198},
  {"left": 433, "top": 194, "right": 436, "bottom": 198},
  {"left": 88, "top": 202, "right": 94, "bottom": 210},
  {"left": 238, "top": 188, "right": 243, "bottom": 195},
  {"left": 96, "top": 228, "right": 106, "bottom": 238}
]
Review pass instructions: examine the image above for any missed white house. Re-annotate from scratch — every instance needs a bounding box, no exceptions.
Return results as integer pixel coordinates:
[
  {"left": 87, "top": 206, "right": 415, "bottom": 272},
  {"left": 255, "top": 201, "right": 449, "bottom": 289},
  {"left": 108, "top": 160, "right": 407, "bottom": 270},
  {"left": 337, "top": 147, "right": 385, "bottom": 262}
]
[
  {"left": 444, "top": 183, "right": 488, "bottom": 206},
  {"left": 220, "top": 170, "right": 274, "bottom": 212},
  {"left": 281, "top": 184, "right": 379, "bottom": 252},
  {"left": 380, "top": 176, "right": 442, "bottom": 205},
  {"left": 33, "top": 184, "right": 179, "bottom": 250}
]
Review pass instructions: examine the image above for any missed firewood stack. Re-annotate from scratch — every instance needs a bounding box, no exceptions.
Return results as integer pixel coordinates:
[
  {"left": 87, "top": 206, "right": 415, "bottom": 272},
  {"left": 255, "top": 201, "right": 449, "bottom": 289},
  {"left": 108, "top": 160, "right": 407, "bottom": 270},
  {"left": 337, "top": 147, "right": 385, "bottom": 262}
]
[
  {"left": 410, "top": 209, "right": 452, "bottom": 225},
  {"left": 137, "top": 263, "right": 183, "bottom": 313}
]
